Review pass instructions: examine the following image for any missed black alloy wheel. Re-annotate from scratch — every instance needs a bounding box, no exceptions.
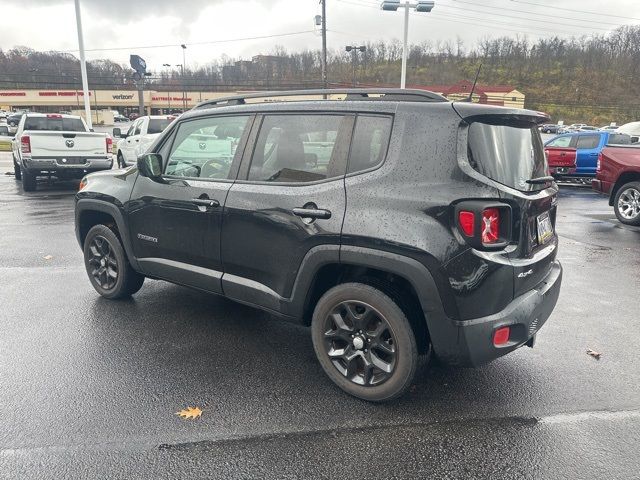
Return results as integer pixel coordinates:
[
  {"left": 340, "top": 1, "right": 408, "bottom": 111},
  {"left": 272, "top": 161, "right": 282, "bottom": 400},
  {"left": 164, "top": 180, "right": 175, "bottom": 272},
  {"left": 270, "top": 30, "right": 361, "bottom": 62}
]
[
  {"left": 87, "top": 235, "right": 119, "bottom": 290},
  {"left": 311, "top": 283, "right": 419, "bottom": 402},
  {"left": 323, "top": 300, "right": 396, "bottom": 386},
  {"left": 83, "top": 224, "right": 145, "bottom": 299}
]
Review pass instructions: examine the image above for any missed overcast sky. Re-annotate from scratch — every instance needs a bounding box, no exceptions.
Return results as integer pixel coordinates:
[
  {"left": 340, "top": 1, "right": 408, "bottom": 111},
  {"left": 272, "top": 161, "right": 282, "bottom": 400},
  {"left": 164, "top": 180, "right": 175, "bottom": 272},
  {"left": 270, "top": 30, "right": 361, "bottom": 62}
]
[{"left": 2, "top": 0, "right": 640, "bottom": 70}]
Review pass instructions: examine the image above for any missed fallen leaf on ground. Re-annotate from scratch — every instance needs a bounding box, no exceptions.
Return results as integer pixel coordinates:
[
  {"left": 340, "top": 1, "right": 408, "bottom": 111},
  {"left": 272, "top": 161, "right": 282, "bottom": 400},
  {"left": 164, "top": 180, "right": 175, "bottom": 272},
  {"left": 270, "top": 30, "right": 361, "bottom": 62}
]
[
  {"left": 43, "top": 255, "right": 53, "bottom": 260},
  {"left": 586, "top": 348, "right": 602, "bottom": 360},
  {"left": 176, "top": 406, "right": 202, "bottom": 419}
]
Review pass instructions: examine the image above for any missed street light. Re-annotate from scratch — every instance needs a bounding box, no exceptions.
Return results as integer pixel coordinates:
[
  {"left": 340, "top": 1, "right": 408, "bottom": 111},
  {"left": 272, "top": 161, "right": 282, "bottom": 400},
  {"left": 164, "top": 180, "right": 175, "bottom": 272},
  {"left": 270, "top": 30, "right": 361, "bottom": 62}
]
[
  {"left": 162, "top": 63, "right": 171, "bottom": 113},
  {"left": 345, "top": 45, "right": 366, "bottom": 87},
  {"left": 381, "top": 1, "right": 435, "bottom": 89},
  {"left": 181, "top": 44, "right": 187, "bottom": 110}
]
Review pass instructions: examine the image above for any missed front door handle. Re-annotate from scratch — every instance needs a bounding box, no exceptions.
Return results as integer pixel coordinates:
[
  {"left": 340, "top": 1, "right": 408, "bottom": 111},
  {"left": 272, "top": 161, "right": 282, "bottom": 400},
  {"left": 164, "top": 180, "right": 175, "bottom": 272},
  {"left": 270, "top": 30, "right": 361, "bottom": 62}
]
[
  {"left": 293, "top": 207, "right": 331, "bottom": 219},
  {"left": 191, "top": 198, "right": 220, "bottom": 207}
]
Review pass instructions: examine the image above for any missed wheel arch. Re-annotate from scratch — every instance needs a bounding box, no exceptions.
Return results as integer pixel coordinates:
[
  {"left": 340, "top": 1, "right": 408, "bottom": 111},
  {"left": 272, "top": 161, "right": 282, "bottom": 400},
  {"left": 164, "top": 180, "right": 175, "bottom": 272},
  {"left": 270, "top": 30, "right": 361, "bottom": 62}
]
[
  {"left": 291, "top": 245, "right": 458, "bottom": 358},
  {"left": 610, "top": 172, "right": 640, "bottom": 206},
  {"left": 75, "top": 199, "right": 139, "bottom": 269}
]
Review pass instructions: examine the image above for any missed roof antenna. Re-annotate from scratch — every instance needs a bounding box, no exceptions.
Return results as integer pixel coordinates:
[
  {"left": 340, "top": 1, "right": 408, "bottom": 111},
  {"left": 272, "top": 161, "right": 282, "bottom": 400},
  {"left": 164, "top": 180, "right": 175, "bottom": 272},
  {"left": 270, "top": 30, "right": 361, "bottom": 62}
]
[{"left": 467, "top": 63, "right": 482, "bottom": 102}]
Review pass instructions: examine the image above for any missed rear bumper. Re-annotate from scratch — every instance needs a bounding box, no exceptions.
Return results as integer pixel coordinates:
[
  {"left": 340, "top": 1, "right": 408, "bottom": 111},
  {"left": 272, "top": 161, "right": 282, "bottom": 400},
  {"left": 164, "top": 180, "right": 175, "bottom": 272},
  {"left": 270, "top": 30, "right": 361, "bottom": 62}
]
[
  {"left": 437, "top": 260, "right": 562, "bottom": 367},
  {"left": 23, "top": 157, "right": 112, "bottom": 174}
]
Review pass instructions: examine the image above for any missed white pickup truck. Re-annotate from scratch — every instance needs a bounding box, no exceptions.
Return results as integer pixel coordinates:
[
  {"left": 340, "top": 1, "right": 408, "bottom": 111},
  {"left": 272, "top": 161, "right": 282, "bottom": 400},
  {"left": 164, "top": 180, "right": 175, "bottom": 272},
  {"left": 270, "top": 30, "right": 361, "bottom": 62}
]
[
  {"left": 12, "top": 113, "right": 113, "bottom": 191},
  {"left": 113, "top": 115, "right": 175, "bottom": 168}
]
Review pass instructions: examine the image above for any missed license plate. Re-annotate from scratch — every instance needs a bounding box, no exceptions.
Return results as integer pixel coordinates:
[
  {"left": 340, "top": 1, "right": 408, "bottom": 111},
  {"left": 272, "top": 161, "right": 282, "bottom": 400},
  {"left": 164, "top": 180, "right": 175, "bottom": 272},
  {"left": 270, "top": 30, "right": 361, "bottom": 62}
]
[{"left": 536, "top": 211, "right": 554, "bottom": 244}]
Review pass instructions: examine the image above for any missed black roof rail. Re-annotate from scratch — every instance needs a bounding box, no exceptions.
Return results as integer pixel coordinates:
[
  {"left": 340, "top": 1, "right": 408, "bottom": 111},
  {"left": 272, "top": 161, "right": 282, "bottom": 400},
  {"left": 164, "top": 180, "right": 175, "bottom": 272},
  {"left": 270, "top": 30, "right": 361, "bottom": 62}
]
[{"left": 193, "top": 88, "right": 448, "bottom": 110}]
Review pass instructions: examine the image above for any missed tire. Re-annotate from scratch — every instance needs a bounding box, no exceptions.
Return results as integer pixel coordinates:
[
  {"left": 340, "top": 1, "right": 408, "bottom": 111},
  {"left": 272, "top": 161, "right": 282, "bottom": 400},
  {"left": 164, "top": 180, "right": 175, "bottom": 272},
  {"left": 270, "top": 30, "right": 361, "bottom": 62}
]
[
  {"left": 311, "top": 282, "right": 419, "bottom": 402},
  {"left": 83, "top": 224, "right": 145, "bottom": 299},
  {"left": 21, "top": 168, "right": 36, "bottom": 191},
  {"left": 117, "top": 153, "right": 126, "bottom": 169},
  {"left": 614, "top": 181, "right": 640, "bottom": 226},
  {"left": 13, "top": 155, "right": 21, "bottom": 180}
]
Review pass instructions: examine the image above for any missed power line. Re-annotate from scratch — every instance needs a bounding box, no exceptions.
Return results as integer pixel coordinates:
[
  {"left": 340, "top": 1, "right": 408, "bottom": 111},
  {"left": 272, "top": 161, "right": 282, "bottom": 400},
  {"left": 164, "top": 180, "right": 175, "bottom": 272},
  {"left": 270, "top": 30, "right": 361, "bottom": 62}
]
[
  {"left": 449, "top": 0, "right": 629, "bottom": 27},
  {"left": 511, "top": 0, "right": 640, "bottom": 22},
  {"left": 52, "top": 30, "right": 317, "bottom": 54}
]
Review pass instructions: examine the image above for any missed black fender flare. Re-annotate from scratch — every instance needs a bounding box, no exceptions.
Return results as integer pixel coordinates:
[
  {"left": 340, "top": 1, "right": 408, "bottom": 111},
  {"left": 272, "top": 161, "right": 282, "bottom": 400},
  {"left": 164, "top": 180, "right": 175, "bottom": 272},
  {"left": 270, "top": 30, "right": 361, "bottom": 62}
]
[
  {"left": 288, "top": 245, "right": 459, "bottom": 361},
  {"left": 75, "top": 199, "right": 139, "bottom": 270}
]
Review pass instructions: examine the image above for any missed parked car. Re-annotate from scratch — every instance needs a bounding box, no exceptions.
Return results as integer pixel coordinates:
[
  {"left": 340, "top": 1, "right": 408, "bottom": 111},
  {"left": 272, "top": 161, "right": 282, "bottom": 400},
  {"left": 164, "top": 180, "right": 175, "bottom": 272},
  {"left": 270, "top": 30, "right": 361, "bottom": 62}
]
[
  {"left": 114, "top": 114, "right": 128, "bottom": 123},
  {"left": 544, "top": 131, "right": 631, "bottom": 179},
  {"left": 0, "top": 109, "right": 8, "bottom": 120},
  {"left": 599, "top": 125, "right": 618, "bottom": 132},
  {"left": 616, "top": 121, "right": 640, "bottom": 143},
  {"left": 12, "top": 113, "right": 113, "bottom": 191},
  {"left": 7, "top": 112, "right": 26, "bottom": 128},
  {"left": 128, "top": 112, "right": 140, "bottom": 121},
  {"left": 112, "top": 115, "right": 175, "bottom": 167},
  {"left": 540, "top": 124, "right": 560, "bottom": 134},
  {"left": 75, "top": 89, "right": 562, "bottom": 402},
  {"left": 592, "top": 144, "right": 640, "bottom": 225},
  {"left": 578, "top": 126, "right": 598, "bottom": 131}
]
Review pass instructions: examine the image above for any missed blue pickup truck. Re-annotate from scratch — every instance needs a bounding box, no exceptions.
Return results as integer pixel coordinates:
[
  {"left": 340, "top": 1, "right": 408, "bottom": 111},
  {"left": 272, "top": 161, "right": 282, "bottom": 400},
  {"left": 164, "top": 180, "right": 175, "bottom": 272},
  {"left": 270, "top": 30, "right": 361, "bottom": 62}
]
[{"left": 544, "top": 131, "right": 631, "bottom": 178}]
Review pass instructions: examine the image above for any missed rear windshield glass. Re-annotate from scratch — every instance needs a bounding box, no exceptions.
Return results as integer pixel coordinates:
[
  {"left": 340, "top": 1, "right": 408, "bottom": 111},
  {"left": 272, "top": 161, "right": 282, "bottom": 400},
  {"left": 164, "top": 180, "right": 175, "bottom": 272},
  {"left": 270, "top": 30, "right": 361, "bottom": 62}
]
[
  {"left": 467, "top": 122, "right": 548, "bottom": 191},
  {"left": 24, "top": 117, "right": 85, "bottom": 132},
  {"left": 148, "top": 119, "right": 172, "bottom": 134}
]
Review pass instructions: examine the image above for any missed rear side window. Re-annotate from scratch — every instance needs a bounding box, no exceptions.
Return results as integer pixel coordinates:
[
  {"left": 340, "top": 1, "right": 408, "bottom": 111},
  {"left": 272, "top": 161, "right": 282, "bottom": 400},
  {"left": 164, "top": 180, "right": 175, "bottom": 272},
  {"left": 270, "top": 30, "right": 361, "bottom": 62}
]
[
  {"left": 24, "top": 117, "right": 85, "bottom": 132},
  {"left": 248, "top": 114, "right": 350, "bottom": 183},
  {"left": 148, "top": 118, "right": 172, "bottom": 134},
  {"left": 347, "top": 115, "right": 392, "bottom": 174},
  {"left": 576, "top": 135, "right": 600, "bottom": 149},
  {"left": 467, "top": 122, "right": 548, "bottom": 192}
]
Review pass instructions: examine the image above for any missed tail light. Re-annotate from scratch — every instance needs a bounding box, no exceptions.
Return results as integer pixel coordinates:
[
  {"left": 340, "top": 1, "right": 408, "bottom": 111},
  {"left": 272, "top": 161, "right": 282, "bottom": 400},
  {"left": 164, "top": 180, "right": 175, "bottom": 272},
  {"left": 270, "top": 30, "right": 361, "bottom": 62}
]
[
  {"left": 455, "top": 202, "right": 511, "bottom": 250},
  {"left": 106, "top": 136, "right": 113, "bottom": 154},
  {"left": 481, "top": 208, "right": 500, "bottom": 244},
  {"left": 596, "top": 153, "right": 602, "bottom": 173},
  {"left": 21, "top": 135, "right": 31, "bottom": 154}
]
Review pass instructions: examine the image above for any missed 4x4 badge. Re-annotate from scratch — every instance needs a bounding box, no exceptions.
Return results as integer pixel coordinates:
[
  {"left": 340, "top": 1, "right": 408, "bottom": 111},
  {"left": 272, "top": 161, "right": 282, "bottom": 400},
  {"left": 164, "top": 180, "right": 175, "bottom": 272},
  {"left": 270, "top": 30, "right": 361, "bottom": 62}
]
[{"left": 518, "top": 269, "right": 534, "bottom": 278}]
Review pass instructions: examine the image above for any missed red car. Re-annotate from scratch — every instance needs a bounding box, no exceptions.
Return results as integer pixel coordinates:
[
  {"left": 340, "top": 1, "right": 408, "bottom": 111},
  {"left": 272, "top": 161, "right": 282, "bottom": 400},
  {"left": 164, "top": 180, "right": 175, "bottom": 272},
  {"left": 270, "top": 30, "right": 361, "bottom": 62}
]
[
  {"left": 592, "top": 145, "right": 640, "bottom": 225},
  {"left": 545, "top": 140, "right": 577, "bottom": 177}
]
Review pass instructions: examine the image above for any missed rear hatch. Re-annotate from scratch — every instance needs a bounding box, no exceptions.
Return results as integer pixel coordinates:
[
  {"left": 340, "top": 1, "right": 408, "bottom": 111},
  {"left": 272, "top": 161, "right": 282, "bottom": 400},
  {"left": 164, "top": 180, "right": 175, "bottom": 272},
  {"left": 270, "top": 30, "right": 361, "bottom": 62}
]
[{"left": 454, "top": 104, "right": 559, "bottom": 298}]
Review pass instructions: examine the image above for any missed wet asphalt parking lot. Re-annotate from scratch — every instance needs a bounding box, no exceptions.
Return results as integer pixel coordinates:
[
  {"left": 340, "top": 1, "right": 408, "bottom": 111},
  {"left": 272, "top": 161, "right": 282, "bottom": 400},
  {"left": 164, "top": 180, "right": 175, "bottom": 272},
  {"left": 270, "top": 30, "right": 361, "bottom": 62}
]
[{"left": 0, "top": 150, "right": 639, "bottom": 479}]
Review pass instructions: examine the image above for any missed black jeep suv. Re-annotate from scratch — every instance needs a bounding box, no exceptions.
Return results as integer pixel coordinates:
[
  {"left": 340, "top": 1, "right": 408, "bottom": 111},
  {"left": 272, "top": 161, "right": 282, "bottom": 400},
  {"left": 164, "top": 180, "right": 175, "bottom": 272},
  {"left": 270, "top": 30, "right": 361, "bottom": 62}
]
[{"left": 75, "top": 89, "right": 562, "bottom": 401}]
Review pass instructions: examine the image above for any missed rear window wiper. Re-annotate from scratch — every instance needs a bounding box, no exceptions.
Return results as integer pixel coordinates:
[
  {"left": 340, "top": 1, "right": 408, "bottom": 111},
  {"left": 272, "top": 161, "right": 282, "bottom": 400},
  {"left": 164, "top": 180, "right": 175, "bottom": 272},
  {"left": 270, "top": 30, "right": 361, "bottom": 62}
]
[{"left": 526, "top": 176, "right": 555, "bottom": 185}]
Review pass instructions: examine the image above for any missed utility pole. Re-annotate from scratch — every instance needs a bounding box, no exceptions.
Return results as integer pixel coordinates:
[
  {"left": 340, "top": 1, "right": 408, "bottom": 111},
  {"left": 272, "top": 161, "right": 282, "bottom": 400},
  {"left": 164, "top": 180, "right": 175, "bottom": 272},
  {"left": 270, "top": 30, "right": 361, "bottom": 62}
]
[
  {"left": 321, "top": 0, "right": 327, "bottom": 89},
  {"left": 73, "top": 0, "right": 92, "bottom": 128}
]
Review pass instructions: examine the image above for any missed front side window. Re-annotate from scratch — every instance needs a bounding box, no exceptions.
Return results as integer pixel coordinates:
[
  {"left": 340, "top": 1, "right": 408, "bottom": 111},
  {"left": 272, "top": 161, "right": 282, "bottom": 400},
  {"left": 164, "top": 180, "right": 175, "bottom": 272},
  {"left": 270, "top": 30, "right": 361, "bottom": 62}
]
[
  {"left": 134, "top": 120, "right": 143, "bottom": 135},
  {"left": 126, "top": 121, "right": 137, "bottom": 137},
  {"left": 347, "top": 115, "right": 392, "bottom": 174},
  {"left": 248, "top": 114, "right": 349, "bottom": 183},
  {"left": 547, "top": 136, "right": 572, "bottom": 148},
  {"left": 148, "top": 118, "right": 172, "bottom": 134},
  {"left": 164, "top": 115, "right": 250, "bottom": 180},
  {"left": 576, "top": 135, "right": 600, "bottom": 149}
]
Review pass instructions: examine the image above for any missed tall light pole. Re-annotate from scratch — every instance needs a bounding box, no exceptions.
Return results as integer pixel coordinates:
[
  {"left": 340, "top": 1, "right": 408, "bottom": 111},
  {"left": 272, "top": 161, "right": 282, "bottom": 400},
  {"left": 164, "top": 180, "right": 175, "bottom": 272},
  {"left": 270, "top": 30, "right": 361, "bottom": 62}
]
[
  {"left": 345, "top": 45, "right": 366, "bottom": 87},
  {"left": 162, "top": 63, "right": 171, "bottom": 113},
  {"left": 181, "top": 44, "right": 187, "bottom": 110},
  {"left": 320, "top": 0, "right": 327, "bottom": 89},
  {"left": 381, "top": 1, "right": 435, "bottom": 89},
  {"left": 73, "top": 0, "right": 92, "bottom": 128},
  {"left": 176, "top": 64, "right": 184, "bottom": 111}
]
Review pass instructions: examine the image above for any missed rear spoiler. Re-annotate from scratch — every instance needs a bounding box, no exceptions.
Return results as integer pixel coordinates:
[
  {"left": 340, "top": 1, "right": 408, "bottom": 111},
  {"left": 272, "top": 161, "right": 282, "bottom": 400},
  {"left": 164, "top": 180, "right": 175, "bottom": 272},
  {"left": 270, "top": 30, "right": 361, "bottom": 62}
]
[{"left": 452, "top": 102, "right": 549, "bottom": 126}]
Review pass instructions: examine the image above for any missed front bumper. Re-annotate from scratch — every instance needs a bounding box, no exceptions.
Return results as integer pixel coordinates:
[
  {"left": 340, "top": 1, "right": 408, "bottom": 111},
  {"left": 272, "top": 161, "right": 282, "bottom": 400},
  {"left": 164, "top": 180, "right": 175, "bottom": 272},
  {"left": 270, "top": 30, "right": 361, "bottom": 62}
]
[{"left": 442, "top": 260, "right": 562, "bottom": 367}]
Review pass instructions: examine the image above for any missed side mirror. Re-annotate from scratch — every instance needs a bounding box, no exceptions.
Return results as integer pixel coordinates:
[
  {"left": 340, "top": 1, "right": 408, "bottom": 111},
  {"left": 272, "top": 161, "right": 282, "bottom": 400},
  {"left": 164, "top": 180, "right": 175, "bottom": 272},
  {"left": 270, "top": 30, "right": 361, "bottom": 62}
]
[
  {"left": 112, "top": 127, "right": 121, "bottom": 138},
  {"left": 137, "top": 153, "right": 163, "bottom": 179}
]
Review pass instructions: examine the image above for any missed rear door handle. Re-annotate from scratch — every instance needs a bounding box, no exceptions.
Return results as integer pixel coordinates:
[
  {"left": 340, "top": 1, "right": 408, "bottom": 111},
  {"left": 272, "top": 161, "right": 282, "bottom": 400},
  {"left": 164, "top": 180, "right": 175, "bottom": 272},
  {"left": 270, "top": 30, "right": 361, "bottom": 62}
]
[
  {"left": 293, "top": 207, "right": 331, "bottom": 219},
  {"left": 191, "top": 198, "right": 220, "bottom": 207}
]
